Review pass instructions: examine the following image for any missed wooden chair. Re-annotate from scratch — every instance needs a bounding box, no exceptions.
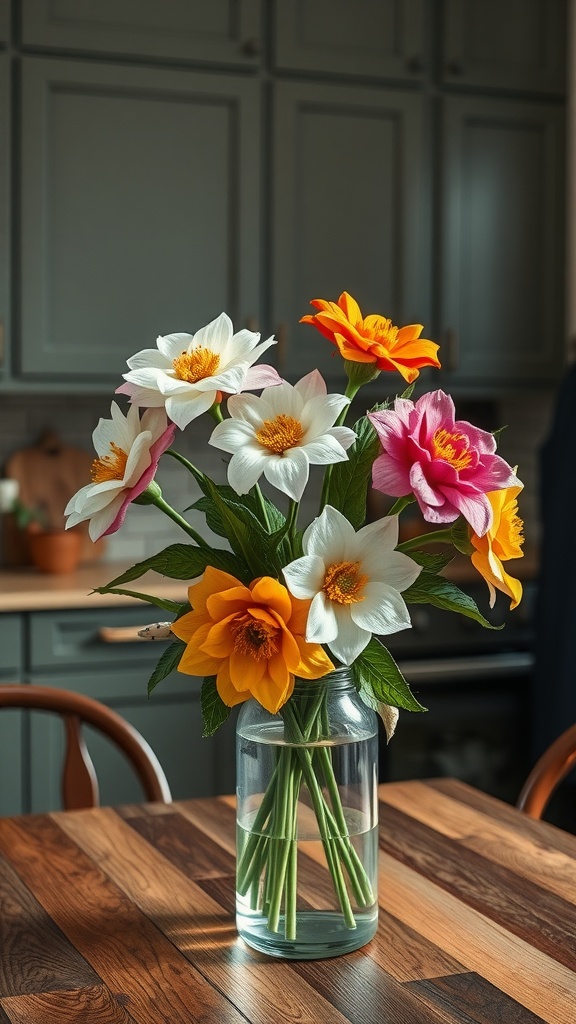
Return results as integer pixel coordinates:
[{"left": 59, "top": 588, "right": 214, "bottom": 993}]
[
  {"left": 516, "top": 723, "right": 576, "bottom": 820},
  {"left": 0, "top": 684, "right": 172, "bottom": 809}
]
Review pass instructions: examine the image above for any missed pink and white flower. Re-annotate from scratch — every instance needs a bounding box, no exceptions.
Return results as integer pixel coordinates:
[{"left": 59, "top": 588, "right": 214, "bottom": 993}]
[
  {"left": 209, "top": 370, "right": 356, "bottom": 502},
  {"left": 117, "top": 313, "right": 280, "bottom": 430},
  {"left": 65, "top": 403, "right": 176, "bottom": 540},
  {"left": 368, "top": 391, "right": 519, "bottom": 537}
]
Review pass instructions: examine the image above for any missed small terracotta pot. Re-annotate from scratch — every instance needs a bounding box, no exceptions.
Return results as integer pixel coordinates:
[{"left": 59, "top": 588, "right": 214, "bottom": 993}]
[{"left": 28, "top": 529, "right": 82, "bottom": 574}]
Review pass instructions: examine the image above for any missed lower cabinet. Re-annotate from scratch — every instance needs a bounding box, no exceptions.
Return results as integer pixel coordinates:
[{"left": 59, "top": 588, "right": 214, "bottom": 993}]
[{"left": 0, "top": 605, "right": 237, "bottom": 815}]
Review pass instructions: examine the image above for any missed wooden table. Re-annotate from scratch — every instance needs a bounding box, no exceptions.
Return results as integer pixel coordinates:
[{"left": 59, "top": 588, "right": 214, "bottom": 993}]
[{"left": 0, "top": 779, "right": 574, "bottom": 1024}]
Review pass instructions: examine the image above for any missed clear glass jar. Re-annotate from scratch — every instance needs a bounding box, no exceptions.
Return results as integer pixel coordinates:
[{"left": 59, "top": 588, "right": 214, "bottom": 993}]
[{"left": 236, "top": 667, "right": 379, "bottom": 959}]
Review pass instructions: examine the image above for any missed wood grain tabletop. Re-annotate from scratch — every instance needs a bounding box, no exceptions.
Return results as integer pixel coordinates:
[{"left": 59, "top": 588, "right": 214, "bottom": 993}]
[{"left": 0, "top": 778, "right": 574, "bottom": 1024}]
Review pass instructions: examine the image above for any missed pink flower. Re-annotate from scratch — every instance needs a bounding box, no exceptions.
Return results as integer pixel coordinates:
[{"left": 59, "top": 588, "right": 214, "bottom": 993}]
[
  {"left": 65, "top": 404, "right": 177, "bottom": 541},
  {"left": 368, "top": 391, "right": 519, "bottom": 536}
]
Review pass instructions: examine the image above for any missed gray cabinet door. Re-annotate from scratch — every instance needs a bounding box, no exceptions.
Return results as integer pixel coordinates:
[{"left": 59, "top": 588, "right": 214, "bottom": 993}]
[
  {"left": 443, "top": 0, "right": 567, "bottom": 95},
  {"left": 274, "top": 0, "right": 425, "bottom": 82},
  {"left": 271, "top": 81, "right": 430, "bottom": 383},
  {"left": 22, "top": 0, "right": 261, "bottom": 67},
  {"left": 0, "top": 55, "right": 8, "bottom": 382},
  {"left": 0, "top": 1, "right": 9, "bottom": 42},
  {"left": 0, "top": 615, "right": 23, "bottom": 816},
  {"left": 19, "top": 58, "right": 261, "bottom": 383},
  {"left": 440, "top": 96, "right": 565, "bottom": 386}
]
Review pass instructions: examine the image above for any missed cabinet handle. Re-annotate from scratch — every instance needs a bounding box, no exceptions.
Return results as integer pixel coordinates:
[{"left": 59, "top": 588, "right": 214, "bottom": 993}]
[
  {"left": 443, "top": 328, "right": 459, "bottom": 373},
  {"left": 241, "top": 37, "right": 260, "bottom": 57},
  {"left": 98, "top": 626, "right": 147, "bottom": 644},
  {"left": 406, "top": 56, "right": 423, "bottom": 74}
]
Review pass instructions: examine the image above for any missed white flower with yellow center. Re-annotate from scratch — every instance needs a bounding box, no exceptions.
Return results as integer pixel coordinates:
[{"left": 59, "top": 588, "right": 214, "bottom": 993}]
[
  {"left": 208, "top": 370, "right": 356, "bottom": 501},
  {"left": 282, "top": 505, "right": 422, "bottom": 665},
  {"left": 64, "top": 402, "right": 176, "bottom": 541},
  {"left": 117, "top": 313, "right": 278, "bottom": 430}
]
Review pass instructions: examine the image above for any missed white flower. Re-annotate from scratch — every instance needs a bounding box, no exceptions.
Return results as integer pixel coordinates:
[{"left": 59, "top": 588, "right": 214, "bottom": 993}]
[
  {"left": 65, "top": 402, "right": 175, "bottom": 541},
  {"left": 208, "top": 370, "right": 356, "bottom": 501},
  {"left": 282, "top": 505, "right": 421, "bottom": 665},
  {"left": 117, "top": 313, "right": 278, "bottom": 430}
]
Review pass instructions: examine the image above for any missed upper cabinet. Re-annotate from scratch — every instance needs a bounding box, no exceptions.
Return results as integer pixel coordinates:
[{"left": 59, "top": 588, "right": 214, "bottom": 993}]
[
  {"left": 19, "top": 58, "right": 261, "bottom": 383},
  {"left": 21, "top": 0, "right": 261, "bottom": 67},
  {"left": 439, "top": 96, "right": 565, "bottom": 387},
  {"left": 273, "top": 0, "right": 425, "bottom": 83},
  {"left": 0, "top": 56, "right": 8, "bottom": 383},
  {"left": 443, "top": 0, "right": 567, "bottom": 95},
  {"left": 0, "top": 1, "right": 9, "bottom": 43},
  {"left": 271, "top": 81, "right": 430, "bottom": 382}
]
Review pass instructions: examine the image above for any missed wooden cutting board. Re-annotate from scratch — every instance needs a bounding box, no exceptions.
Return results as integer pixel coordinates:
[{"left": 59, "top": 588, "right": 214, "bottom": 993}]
[{"left": 2, "top": 430, "right": 105, "bottom": 566}]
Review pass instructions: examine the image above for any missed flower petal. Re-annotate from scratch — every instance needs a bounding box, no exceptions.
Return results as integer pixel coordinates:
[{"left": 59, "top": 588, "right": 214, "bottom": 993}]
[
  {"left": 350, "top": 581, "right": 412, "bottom": 635},
  {"left": 327, "top": 605, "right": 371, "bottom": 665},
  {"left": 283, "top": 555, "right": 326, "bottom": 599},
  {"left": 263, "top": 449, "right": 309, "bottom": 501}
]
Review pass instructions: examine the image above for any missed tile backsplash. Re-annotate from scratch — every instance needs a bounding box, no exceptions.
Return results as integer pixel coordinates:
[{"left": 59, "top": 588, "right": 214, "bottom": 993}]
[{"left": 0, "top": 386, "right": 561, "bottom": 568}]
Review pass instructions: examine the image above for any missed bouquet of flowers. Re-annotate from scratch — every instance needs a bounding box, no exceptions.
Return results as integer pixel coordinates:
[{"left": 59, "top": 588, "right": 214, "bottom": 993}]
[{"left": 66, "top": 291, "right": 524, "bottom": 945}]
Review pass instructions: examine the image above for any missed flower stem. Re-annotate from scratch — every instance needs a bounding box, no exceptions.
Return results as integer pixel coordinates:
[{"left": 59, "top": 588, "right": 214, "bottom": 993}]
[
  {"left": 397, "top": 527, "right": 455, "bottom": 551},
  {"left": 151, "top": 494, "right": 211, "bottom": 548},
  {"left": 387, "top": 495, "right": 415, "bottom": 517},
  {"left": 164, "top": 448, "right": 207, "bottom": 487}
]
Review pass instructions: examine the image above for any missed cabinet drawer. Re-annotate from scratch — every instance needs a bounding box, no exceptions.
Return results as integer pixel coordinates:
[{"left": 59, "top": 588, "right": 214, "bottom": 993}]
[
  {"left": 0, "top": 614, "right": 23, "bottom": 676},
  {"left": 29, "top": 606, "right": 180, "bottom": 672}
]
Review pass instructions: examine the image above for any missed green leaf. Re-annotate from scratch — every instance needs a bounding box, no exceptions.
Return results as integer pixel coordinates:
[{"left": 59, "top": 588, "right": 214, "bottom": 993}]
[
  {"left": 324, "top": 410, "right": 381, "bottom": 529},
  {"left": 450, "top": 516, "right": 475, "bottom": 556},
  {"left": 91, "top": 586, "right": 183, "bottom": 614},
  {"left": 198, "top": 479, "right": 287, "bottom": 578},
  {"left": 95, "top": 543, "right": 243, "bottom": 590},
  {"left": 403, "top": 571, "right": 502, "bottom": 629},
  {"left": 399, "top": 383, "right": 416, "bottom": 400},
  {"left": 147, "top": 639, "right": 186, "bottom": 695},
  {"left": 201, "top": 676, "right": 231, "bottom": 736},
  {"left": 352, "top": 638, "right": 427, "bottom": 712},
  {"left": 191, "top": 486, "right": 285, "bottom": 537},
  {"left": 405, "top": 549, "right": 455, "bottom": 573}
]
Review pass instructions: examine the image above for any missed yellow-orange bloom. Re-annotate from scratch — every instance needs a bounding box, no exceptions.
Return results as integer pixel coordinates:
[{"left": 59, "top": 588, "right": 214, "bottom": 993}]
[
  {"left": 171, "top": 566, "right": 334, "bottom": 714},
  {"left": 300, "top": 292, "right": 441, "bottom": 384},
  {"left": 470, "top": 483, "right": 524, "bottom": 610}
]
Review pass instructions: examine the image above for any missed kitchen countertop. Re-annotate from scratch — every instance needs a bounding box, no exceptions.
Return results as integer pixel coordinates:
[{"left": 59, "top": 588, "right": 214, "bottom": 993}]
[
  {"left": 0, "top": 564, "right": 187, "bottom": 612},
  {"left": 0, "top": 545, "right": 538, "bottom": 613}
]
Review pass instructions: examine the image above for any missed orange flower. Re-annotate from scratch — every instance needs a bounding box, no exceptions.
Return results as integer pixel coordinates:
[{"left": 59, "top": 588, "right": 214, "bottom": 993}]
[
  {"left": 470, "top": 483, "right": 524, "bottom": 610},
  {"left": 300, "top": 292, "right": 441, "bottom": 383},
  {"left": 171, "top": 566, "right": 334, "bottom": 714}
]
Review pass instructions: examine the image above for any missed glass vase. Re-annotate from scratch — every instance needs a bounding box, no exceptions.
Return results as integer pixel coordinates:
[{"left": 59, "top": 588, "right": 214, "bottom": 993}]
[{"left": 235, "top": 667, "right": 379, "bottom": 959}]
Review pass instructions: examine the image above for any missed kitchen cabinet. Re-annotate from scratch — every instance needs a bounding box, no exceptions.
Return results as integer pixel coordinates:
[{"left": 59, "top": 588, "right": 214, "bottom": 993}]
[
  {"left": 0, "top": 0, "right": 567, "bottom": 394},
  {"left": 271, "top": 81, "right": 431, "bottom": 383},
  {"left": 0, "top": 605, "right": 234, "bottom": 815},
  {"left": 21, "top": 0, "right": 261, "bottom": 67},
  {"left": 0, "top": 615, "right": 23, "bottom": 817},
  {"left": 442, "top": 0, "right": 567, "bottom": 96},
  {"left": 273, "top": 0, "right": 425, "bottom": 83},
  {"left": 0, "top": 55, "right": 8, "bottom": 382},
  {"left": 19, "top": 57, "right": 261, "bottom": 383},
  {"left": 0, "top": 1, "right": 8, "bottom": 42},
  {"left": 439, "top": 96, "right": 565, "bottom": 387}
]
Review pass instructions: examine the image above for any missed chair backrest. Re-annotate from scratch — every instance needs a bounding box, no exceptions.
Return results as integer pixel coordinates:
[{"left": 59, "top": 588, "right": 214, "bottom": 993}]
[
  {"left": 516, "top": 723, "right": 576, "bottom": 820},
  {"left": 0, "top": 684, "right": 172, "bottom": 810}
]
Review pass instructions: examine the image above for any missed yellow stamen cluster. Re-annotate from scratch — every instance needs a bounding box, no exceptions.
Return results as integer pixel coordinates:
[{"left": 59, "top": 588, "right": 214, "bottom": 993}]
[
  {"left": 323, "top": 560, "right": 368, "bottom": 605},
  {"left": 91, "top": 441, "right": 128, "bottom": 483},
  {"left": 370, "top": 316, "right": 399, "bottom": 349},
  {"left": 255, "top": 414, "right": 304, "bottom": 454},
  {"left": 432, "top": 428, "right": 473, "bottom": 472},
  {"left": 172, "top": 346, "right": 220, "bottom": 383},
  {"left": 233, "top": 617, "right": 280, "bottom": 661}
]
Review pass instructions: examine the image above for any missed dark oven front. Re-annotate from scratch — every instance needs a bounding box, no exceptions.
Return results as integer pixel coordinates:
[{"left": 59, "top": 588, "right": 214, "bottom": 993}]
[{"left": 378, "top": 583, "right": 535, "bottom": 806}]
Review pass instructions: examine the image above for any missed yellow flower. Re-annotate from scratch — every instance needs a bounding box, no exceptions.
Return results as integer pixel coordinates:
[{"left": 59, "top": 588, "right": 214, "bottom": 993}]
[
  {"left": 470, "top": 483, "right": 524, "bottom": 610},
  {"left": 300, "top": 291, "right": 441, "bottom": 383},
  {"left": 171, "top": 566, "right": 334, "bottom": 714}
]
